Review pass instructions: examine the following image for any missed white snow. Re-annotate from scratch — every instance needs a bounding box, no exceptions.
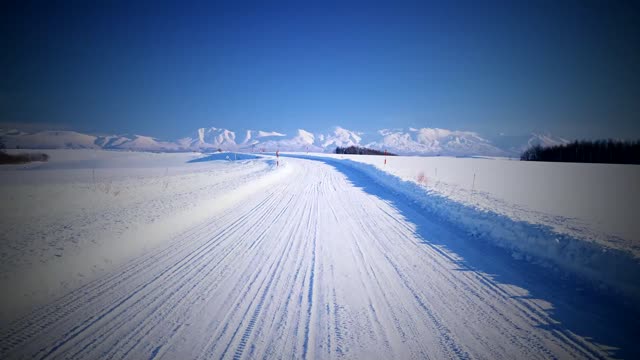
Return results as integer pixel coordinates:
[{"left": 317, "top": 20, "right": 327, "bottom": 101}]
[
  {"left": 297, "top": 153, "right": 640, "bottom": 299},
  {"left": 366, "top": 128, "right": 506, "bottom": 156},
  {"left": 111, "top": 135, "right": 181, "bottom": 151},
  {"left": 177, "top": 127, "right": 239, "bottom": 150},
  {"left": 0, "top": 149, "right": 287, "bottom": 322},
  {"left": 296, "top": 129, "right": 315, "bottom": 144},
  {"left": 95, "top": 135, "right": 131, "bottom": 148},
  {"left": 257, "top": 129, "right": 323, "bottom": 152},
  {"left": 320, "top": 126, "right": 362, "bottom": 148},
  {"left": 0, "top": 150, "right": 638, "bottom": 359},
  {"left": 257, "top": 130, "right": 286, "bottom": 138},
  {"left": 314, "top": 154, "right": 640, "bottom": 249},
  {"left": 241, "top": 130, "right": 287, "bottom": 146}
]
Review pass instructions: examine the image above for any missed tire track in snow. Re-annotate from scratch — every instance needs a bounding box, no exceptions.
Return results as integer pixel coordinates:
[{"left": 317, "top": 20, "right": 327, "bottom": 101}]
[
  {"left": 97, "top": 184, "right": 295, "bottom": 359},
  {"left": 1, "top": 172, "right": 290, "bottom": 359},
  {"left": 40, "top": 190, "right": 284, "bottom": 359},
  {"left": 197, "top": 183, "right": 299, "bottom": 359},
  {"left": 0, "top": 169, "right": 285, "bottom": 355},
  {"left": 0, "top": 157, "right": 616, "bottom": 359},
  {"left": 315, "top": 155, "right": 610, "bottom": 359}
]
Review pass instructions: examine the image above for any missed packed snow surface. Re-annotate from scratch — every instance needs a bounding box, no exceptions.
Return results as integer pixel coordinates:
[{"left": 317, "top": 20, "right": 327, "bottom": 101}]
[{"left": 0, "top": 150, "right": 638, "bottom": 359}]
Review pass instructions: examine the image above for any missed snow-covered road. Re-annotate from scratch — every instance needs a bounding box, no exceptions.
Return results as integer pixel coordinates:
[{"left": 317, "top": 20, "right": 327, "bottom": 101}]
[{"left": 0, "top": 157, "right": 637, "bottom": 359}]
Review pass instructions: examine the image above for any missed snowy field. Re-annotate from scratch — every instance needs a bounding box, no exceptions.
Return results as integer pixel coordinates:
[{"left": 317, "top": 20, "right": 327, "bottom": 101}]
[
  {"left": 292, "top": 153, "right": 640, "bottom": 298},
  {"left": 0, "top": 149, "right": 639, "bottom": 359},
  {"left": 307, "top": 153, "right": 640, "bottom": 251},
  {"left": 0, "top": 150, "right": 287, "bottom": 322}
]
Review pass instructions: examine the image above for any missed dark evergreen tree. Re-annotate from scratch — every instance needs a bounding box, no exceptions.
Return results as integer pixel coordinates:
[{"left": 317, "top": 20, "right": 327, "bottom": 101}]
[
  {"left": 521, "top": 140, "right": 640, "bottom": 164},
  {"left": 335, "top": 146, "right": 396, "bottom": 156}
]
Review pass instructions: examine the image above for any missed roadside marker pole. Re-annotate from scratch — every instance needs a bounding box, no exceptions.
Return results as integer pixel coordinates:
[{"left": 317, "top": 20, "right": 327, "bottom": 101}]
[
  {"left": 384, "top": 149, "right": 387, "bottom": 165},
  {"left": 276, "top": 149, "right": 279, "bottom": 167},
  {"left": 470, "top": 172, "right": 477, "bottom": 205}
]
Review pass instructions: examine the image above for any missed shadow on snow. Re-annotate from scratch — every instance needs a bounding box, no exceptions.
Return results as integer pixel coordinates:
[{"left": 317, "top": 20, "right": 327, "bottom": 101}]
[{"left": 283, "top": 153, "right": 640, "bottom": 359}]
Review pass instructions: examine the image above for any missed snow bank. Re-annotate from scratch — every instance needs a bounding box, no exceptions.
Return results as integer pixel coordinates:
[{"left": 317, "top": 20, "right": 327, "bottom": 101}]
[{"left": 291, "top": 154, "right": 640, "bottom": 301}]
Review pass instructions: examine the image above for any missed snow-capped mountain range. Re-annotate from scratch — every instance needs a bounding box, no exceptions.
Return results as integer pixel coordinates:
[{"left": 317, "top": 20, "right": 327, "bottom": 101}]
[{"left": 0, "top": 126, "right": 569, "bottom": 157}]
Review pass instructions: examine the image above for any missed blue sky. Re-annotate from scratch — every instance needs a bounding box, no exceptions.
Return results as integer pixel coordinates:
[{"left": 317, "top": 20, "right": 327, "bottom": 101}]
[{"left": 1, "top": 1, "right": 639, "bottom": 140}]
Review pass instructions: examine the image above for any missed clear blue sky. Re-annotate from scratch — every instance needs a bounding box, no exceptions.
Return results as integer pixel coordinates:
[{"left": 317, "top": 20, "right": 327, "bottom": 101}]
[{"left": 1, "top": 1, "right": 639, "bottom": 140}]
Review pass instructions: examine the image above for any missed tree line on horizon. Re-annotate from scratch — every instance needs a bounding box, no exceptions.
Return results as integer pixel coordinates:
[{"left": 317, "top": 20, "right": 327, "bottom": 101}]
[
  {"left": 0, "top": 141, "right": 49, "bottom": 164},
  {"left": 521, "top": 139, "right": 640, "bottom": 164},
  {"left": 335, "top": 146, "right": 396, "bottom": 156}
]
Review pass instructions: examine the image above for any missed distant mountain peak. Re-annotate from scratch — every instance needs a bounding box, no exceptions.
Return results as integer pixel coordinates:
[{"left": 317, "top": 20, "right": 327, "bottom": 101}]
[
  {"left": 320, "top": 127, "right": 362, "bottom": 149},
  {"left": 257, "top": 130, "right": 286, "bottom": 138},
  {"left": 0, "top": 125, "right": 571, "bottom": 156},
  {"left": 528, "top": 133, "right": 570, "bottom": 148},
  {"left": 364, "top": 127, "right": 504, "bottom": 156}
]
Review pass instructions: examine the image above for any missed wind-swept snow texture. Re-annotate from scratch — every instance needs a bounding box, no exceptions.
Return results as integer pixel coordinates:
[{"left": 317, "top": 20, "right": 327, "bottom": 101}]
[{"left": 1, "top": 152, "right": 638, "bottom": 359}]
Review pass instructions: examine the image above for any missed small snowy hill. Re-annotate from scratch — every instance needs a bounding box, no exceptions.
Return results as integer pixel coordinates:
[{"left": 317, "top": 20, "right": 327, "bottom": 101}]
[
  {"left": 108, "top": 135, "right": 181, "bottom": 152},
  {"left": 95, "top": 135, "right": 131, "bottom": 148},
  {"left": 0, "top": 131, "right": 100, "bottom": 149}
]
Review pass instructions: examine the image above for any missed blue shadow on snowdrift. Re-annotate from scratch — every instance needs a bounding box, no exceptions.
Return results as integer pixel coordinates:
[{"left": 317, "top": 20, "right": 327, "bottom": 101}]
[
  {"left": 188, "top": 152, "right": 261, "bottom": 163},
  {"left": 282, "top": 153, "right": 640, "bottom": 359}
]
